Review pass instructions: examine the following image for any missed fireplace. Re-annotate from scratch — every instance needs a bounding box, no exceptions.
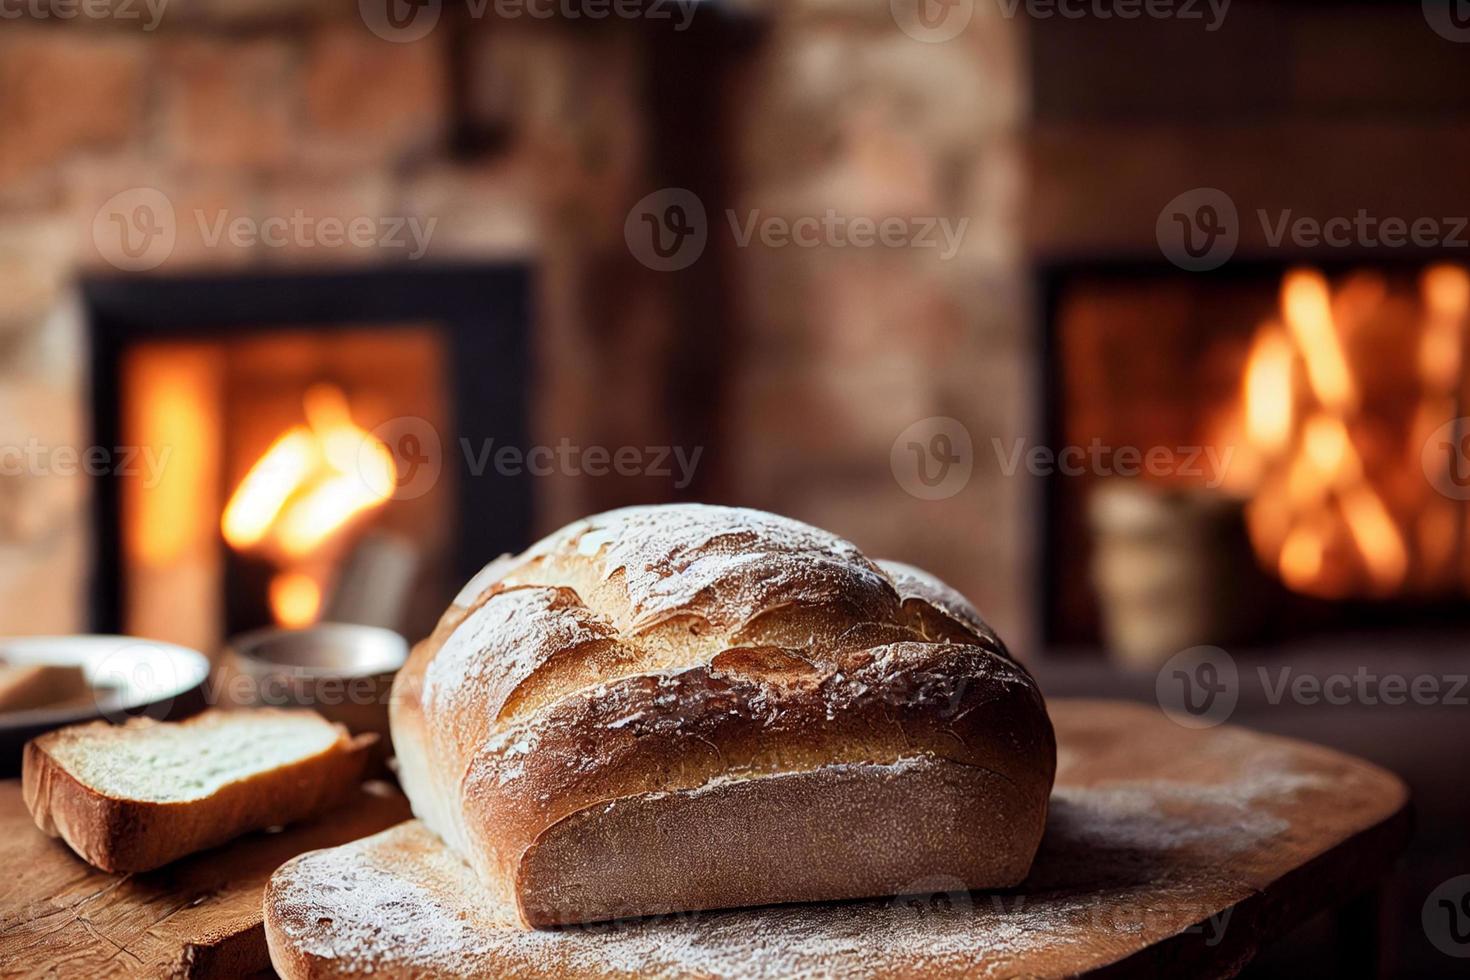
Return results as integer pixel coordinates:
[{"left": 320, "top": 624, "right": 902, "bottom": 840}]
[
  {"left": 83, "top": 265, "right": 532, "bottom": 653},
  {"left": 1042, "top": 260, "right": 1470, "bottom": 650}
]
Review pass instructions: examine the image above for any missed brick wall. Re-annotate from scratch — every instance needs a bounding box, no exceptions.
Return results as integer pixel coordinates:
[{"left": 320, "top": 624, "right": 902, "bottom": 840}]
[
  {"left": 722, "top": 3, "right": 1037, "bottom": 646},
  {"left": 0, "top": 13, "right": 657, "bottom": 635},
  {"left": 0, "top": 7, "right": 1036, "bottom": 645}
]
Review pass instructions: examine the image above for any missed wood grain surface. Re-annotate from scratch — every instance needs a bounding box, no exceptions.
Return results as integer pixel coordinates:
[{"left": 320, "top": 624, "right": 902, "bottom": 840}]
[
  {"left": 265, "top": 699, "right": 1412, "bottom": 979},
  {"left": 0, "top": 781, "right": 411, "bottom": 979}
]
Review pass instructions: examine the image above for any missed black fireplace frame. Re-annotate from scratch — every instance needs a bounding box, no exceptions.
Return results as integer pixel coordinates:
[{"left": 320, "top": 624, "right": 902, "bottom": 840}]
[{"left": 81, "top": 263, "right": 533, "bottom": 635}]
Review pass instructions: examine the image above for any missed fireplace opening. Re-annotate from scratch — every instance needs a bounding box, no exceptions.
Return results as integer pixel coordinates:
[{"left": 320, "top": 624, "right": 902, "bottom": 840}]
[
  {"left": 1043, "top": 260, "right": 1470, "bottom": 650},
  {"left": 84, "top": 266, "right": 532, "bottom": 654}
]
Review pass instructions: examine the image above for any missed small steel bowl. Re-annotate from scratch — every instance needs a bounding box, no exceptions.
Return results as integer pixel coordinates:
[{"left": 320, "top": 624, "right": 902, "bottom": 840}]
[{"left": 223, "top": 623, "right": 409, "bottom": 766}]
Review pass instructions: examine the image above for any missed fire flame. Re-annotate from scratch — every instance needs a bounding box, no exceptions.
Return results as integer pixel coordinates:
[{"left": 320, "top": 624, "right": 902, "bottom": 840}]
[
  {"left": 221, "top": 384, "right": 396, "bottom": 625},
  {"left": 222, "top": 384, "right": 395, "bottom": 556},
  {"left": 270, "top": 570, "right": 323, "bottom": 629},
  {"left": 1237, "top": 267, "right": 1469, "bottom": 597}
]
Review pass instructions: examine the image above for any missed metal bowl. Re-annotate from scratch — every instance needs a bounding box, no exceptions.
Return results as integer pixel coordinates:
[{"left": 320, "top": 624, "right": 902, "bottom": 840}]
[
  {"left": 227, "top": 623, "right": 409, "bottom": 679},
  {"left": 223, "top": 624, "right": 409, "bottom": 768}
]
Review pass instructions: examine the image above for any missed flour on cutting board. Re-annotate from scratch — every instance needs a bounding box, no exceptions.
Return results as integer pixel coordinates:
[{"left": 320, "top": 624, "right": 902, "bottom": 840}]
[
  {"left": 268, "top": 699, "right": 1392, "bottom": 979},
  {"left": 270, "top": 749, "right": 1323, "bottom": 979},
  {"left": 273, "top": 821, "right": 1099, "bottom": 979}
]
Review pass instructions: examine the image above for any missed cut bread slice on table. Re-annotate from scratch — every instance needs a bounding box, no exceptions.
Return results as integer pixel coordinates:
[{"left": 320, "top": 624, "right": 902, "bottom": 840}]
[{"left": 22, "top": 708, "right": 375, "bottom": 872}]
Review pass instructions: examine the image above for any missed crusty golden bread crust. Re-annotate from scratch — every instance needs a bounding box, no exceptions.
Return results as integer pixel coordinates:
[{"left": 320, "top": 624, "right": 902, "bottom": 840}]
[
  {"left": 23, "top": 709, "right": 375, "bottom": 872},
  {"left": 390, "top": 504, "right": 1055, "bottom": 926}
]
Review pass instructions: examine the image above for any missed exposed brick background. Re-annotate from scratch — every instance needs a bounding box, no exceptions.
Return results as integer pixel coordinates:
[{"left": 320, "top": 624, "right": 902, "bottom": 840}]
[
  {"left": 0, "top": 9, "right": 1034, "bottom": 646},
  {"left": 722, "top": 4, "right": 1035, "bottom": 646}
]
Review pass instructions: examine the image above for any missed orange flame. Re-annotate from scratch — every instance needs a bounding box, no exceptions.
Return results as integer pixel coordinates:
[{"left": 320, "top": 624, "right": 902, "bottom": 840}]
[
  {"left": 1242, "top": 326, "right": 1294, "bottom": 456},
  {"left": 222, "top": 384, "right": 395, "bottom": 559},
  {"left": 1239, "top": 269, "right": 1416, "bottom": 596},
  {"left": 223, "top": 385, "right": 395, "bottom": 627},
  {"left": 270, "top": 570, "right": 323, "bottom": 628},
  {"left": 1281, "top": 270, "right": 1357, "bottom": 414}
]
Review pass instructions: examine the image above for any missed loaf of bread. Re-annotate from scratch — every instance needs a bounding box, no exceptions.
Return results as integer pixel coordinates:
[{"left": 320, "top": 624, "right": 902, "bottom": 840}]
[
  {"left": 391, "top": 504, "right": 1055, "bottom": 927},
  {"left": 23, "top": 708, "right": 375, "bottom": 872}
]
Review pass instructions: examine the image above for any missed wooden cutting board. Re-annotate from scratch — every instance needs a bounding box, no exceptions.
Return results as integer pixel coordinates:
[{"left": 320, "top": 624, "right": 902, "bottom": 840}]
[
  {"left": 264, "top": 699, "right": 1412, "bottom": 979},
  {"left": 0, "top": 780, "right": 411, "bottom": 979}
]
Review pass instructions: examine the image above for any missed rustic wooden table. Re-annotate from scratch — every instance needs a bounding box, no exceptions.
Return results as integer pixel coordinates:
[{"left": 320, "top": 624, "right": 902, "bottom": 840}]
[
  {"left": 1, "top": 699, "right": 1411, "bottom": 978},
  {"left": 268, "top": 699, "right": 1412, "bottom": 979},
  {"left": 0, "top": 782, "right": 410, "bottom": 978}
]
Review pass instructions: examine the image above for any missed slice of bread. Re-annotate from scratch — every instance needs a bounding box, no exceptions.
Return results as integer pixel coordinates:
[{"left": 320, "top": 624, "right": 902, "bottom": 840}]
[
  {"left": 23, "top": 708, "right": 375, "bottom": 873},
  {"left": 0, "top": 662, "right": 90, "bottom": 713}
]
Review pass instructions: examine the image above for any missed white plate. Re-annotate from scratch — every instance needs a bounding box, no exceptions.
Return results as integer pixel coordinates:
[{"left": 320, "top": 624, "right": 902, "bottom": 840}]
[{"left": 0, "top": 635, "right": 210, "bottom": 773}]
